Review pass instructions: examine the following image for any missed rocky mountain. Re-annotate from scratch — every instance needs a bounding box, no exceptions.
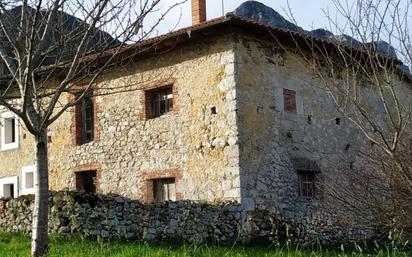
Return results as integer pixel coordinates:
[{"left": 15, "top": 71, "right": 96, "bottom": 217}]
[
  {"left": 1, "top": 6, "right": 119, "bottom": 66},
  {"left": 234, "top": 1, "right": 303, "bottom": 32},
  {"left": 365, "top": 41, "right": 398, "bottom": 59},
  {"left": 309, "top": 29, "right": 363, "bottom": 48},
  {"left": 234, "top": 1, "right": 397, "bottom": 58},
  {"left": 234, "top": 1, "right": 410, "bottom": 79},
  {"left": 309, "top": 28, "right": 334, "bottom": 39}
]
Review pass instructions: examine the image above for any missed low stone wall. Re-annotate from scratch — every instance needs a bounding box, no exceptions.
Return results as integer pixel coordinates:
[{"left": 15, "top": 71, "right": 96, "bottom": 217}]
[
  {"left": 0, "top": 191, "right": 244, "bottom": 244},
  {"left": 0, "top": 191, "right": 375, "bottom": 245}
]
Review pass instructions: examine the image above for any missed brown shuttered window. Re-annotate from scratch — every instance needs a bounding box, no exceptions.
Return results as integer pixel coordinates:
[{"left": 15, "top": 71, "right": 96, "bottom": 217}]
[
  {"left": 283, "top": 89, "right": 297, "bottom": 113},
  {"left": 75, "top": 92, "right": 94, "bottom": 145}
]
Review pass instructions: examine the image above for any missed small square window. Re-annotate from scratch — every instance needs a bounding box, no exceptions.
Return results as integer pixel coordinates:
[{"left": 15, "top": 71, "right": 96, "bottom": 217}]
[
  {"left": 3, "top": 183, "right": 15, "bottom": 198},
  {"left": 0, "top": 176, "right": 18, "bottom": 198},
  {"left": 298, "top": 171, "right": 316, "bottom": 198},
  {"left": 21, "top": 165, "right": 36, "bottom": 195},
  {"left": 283, "top": 89, "right": 297, "bottom": 113},
  {"left": 151, "top": 178, "right": 176, "bottom": 202},
  {"left": 146, "top": 86, "right": 173, "bottom": 119},
  {"left": 75, "top": 170, "right": 97, "bottom": 193},
  {"left": 1, "top": 112, "right": 19, "bottom": 151},
  {"left": 25, "top": 172, "right": 34, "bottom": 189}
]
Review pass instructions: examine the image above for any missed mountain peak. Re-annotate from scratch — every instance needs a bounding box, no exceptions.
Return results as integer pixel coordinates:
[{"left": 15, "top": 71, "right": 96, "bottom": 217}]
[
  {"left": 233, "top": 1, "right": 399, "bottom": 60},
  {"left": 234, "top": 1, "right": 302, "bottom": 32}
]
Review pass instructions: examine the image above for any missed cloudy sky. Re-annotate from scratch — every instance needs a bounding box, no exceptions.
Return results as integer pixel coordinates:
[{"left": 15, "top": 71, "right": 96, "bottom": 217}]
[{"left": 144, "top": 0, "right": 340, "bottom": 35}]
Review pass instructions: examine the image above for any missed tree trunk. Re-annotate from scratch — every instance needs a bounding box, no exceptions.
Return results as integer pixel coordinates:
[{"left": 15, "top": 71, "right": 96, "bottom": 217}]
[{"left": 31, "top": 129, "right": 49, "bottom": 257}]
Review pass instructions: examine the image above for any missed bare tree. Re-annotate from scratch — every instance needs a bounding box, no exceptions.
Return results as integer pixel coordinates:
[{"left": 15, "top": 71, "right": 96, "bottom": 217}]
[
  {"left": 278, "top": 0, "right": 411, "bottom": 238},
  {"left": 0, "top": 0, "right": 184, "bottom": 256},
  {"left": 325, "top": 144, "right": 412, "bottom": 240}
]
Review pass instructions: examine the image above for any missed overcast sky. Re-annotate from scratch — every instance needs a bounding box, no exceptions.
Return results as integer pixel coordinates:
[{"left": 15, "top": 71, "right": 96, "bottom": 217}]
[{"left": 144, "top": 0, "right": 340, "bottom": 36}]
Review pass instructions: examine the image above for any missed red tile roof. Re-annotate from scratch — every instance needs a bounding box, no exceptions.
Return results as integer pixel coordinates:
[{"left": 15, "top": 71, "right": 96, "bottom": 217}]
[
  {"left": 44, "top": 13, "right": 410, "bottom": 83},
  {"left": 120, "top": 13, "right": 402, "bottom": 61}
]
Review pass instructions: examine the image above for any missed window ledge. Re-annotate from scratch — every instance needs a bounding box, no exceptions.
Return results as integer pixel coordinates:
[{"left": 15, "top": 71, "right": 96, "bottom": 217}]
[
  {"left": 21, "top": 187, "right": 35, "bottom": 195},
  {"left": 146, "top": 112, "right": 174, "bottom": 120},
  {"left": 75, "top": 140, "right": 94, "bottom": 147},
  {"left": 1, "top": 142, "right": 19, "bottom": 151}
]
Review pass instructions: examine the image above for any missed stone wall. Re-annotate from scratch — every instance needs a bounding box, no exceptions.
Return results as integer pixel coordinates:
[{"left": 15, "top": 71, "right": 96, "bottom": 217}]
[
  {"left": 233, "top": 34, "right": 389, "bottom": 231},
  {"left": 0, "top": 191, "right": 242, "bottom": 243},
  {"left": 0, "top": 34, "right": 241, "bottom": 201},
  {"left": 0, "top": 106, "right": 35, "bottom": 180},
  {"left": 0, "top": 30, "right": 406, "bottom": 243},
  {"left": 0, "top": 191, "right": 374, "bottom": 245},
  {"left": 72, "top": 35, "right": 240, "bottom": 201},
  {"left": 0, "top": 96, "right": 75, "bottom": 191}
]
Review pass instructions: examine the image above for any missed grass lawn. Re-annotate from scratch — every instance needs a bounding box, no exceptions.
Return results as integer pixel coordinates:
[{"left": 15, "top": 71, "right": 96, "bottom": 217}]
[{"left": 0, "top": 231, "right": 410, "bottom": 257}]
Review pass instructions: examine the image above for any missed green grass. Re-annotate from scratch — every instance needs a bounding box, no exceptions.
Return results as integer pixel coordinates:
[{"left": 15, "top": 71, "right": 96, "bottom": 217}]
[{"left": 0, "top": 231, "right": 410, "bottom": 257}]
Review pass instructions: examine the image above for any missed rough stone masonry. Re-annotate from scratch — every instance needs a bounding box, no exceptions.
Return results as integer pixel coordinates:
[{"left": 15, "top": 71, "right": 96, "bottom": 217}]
[
  {"left": 0, "top": 15, "right": 409, "bottom": 244},
  {"left": 0, "top": 191, "right": 373, "bottom": 245}
]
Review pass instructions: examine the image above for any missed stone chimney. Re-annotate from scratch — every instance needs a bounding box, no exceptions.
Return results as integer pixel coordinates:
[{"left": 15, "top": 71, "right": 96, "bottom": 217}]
[{"left": 192, "top": 0, "right": 206, "bottom": 25}]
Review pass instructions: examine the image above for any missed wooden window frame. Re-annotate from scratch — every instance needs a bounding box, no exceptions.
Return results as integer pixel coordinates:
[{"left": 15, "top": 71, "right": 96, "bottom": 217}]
[
  {"left": 74, "top": 91, "right": 96, "bottom": 145},
  {"left": 141, "top": 168, "right": 182, "bottom": 203},
  {"left": 141, "top": 79, "right": 178, "bottom": 120},
  {"left": 151, "top": 177, "right": 176, "bottom": 202},
  {"left": 146, "top": 85, "right": 173, "bottom": 119},
  {"left": 298, "top": 171, "right": 316, "bottom": 199}
]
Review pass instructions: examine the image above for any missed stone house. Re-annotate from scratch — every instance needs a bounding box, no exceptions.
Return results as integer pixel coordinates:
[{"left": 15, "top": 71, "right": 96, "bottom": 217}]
[{"left": 0, "top": 0, "right": 410, "bottom": 230}]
